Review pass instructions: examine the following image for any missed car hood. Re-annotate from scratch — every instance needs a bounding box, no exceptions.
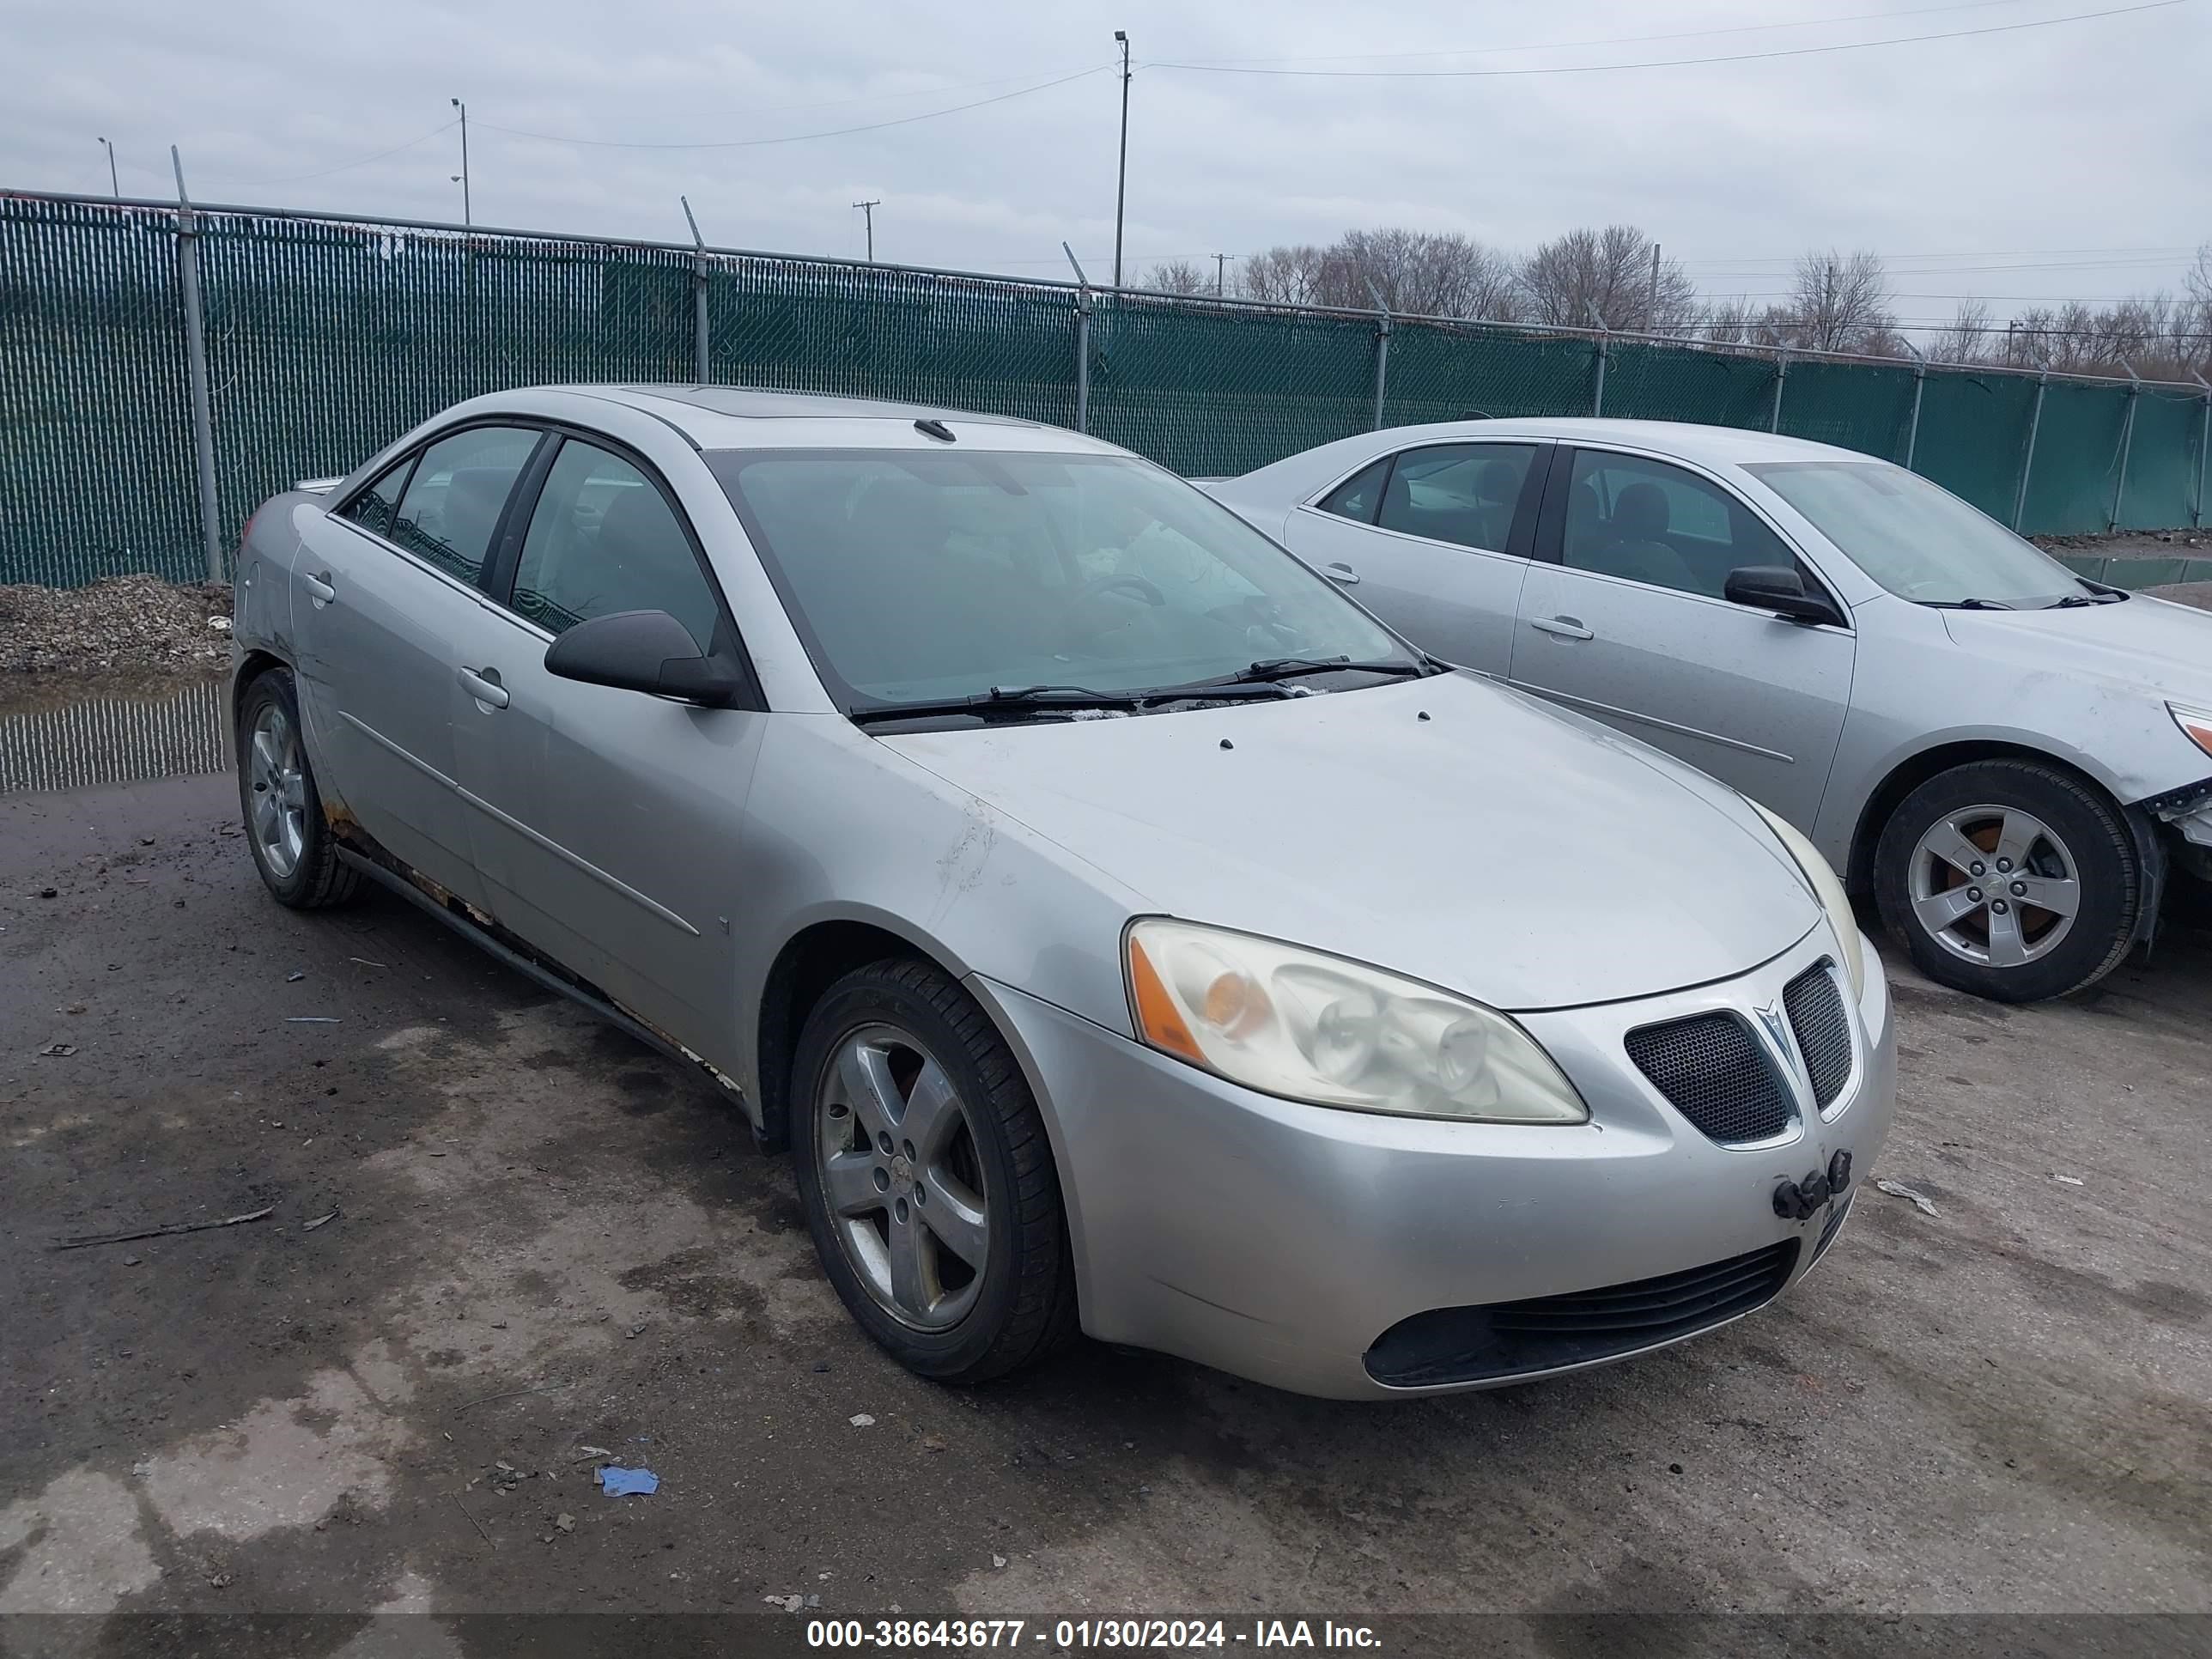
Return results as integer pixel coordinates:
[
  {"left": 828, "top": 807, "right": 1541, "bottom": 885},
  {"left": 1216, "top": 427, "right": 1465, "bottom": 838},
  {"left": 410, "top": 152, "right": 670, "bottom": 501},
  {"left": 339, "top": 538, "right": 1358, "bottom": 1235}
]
[
  {"left": 878, "top": 673, "right": 1820, "bottom": 1012},
  {"left": 1940, "top": 593, "right": 2212, "bottom": 702}
]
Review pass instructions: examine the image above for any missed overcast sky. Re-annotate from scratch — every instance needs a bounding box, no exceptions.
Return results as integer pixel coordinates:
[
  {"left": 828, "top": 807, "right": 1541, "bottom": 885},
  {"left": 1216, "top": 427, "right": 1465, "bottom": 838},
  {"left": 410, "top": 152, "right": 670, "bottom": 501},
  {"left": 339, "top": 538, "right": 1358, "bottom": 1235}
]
[{"left": 7, "top": 0, "right": 2207, "bottom": 331}]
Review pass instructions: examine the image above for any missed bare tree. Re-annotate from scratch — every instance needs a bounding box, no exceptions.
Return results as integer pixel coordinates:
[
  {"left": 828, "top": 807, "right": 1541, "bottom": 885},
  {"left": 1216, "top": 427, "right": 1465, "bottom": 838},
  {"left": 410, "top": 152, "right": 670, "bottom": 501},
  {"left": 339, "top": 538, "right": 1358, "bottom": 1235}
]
[
  {"left": 1141, "top": 258, "right": 1209, "bottom": 296},
  {"left": 1936, "top": 299, "right": 1991, "bottom": 364},
  {"left": 1788, "top": 250, "right": 1895, "bottom": 354},
  {"left": 1700, "top": 297, "right": 1753, "bottom": 345},
  {"left": 1516, "top": 225, "right": 1698, "bottom": 332},
  {"left": 1324, "top": 228, "right": 1522, "bottom": 319},
  {"left": 1239, "top": 244, "right": 1332, "bottom": 307}
]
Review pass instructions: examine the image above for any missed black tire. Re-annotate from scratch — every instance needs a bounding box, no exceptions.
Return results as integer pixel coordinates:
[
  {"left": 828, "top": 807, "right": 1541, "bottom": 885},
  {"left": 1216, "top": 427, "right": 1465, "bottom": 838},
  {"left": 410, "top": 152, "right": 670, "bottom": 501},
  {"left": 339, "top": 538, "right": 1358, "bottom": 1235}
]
[
  {"left": 791, "top": 957, "right": 1077, "bottom": 1382},
  {"left": 235, "top": 668, "right": 363, "bottom": 910},
  {"left": 1873, "top": 758, "right": 2139, "bottom": 1002}
]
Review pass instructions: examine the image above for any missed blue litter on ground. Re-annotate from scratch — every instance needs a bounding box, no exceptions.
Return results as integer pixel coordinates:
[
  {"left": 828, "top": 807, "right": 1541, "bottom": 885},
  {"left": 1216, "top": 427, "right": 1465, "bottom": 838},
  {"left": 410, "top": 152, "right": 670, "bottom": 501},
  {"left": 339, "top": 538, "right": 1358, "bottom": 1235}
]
[{"left": 597, "top": 1466, "right": 659, "bottom": 1497}]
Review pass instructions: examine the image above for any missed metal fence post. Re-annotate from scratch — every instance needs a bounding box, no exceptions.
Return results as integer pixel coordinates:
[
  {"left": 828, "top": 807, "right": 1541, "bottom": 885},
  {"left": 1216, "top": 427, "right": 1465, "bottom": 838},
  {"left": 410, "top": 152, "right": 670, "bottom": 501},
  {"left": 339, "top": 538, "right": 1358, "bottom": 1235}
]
[
  {"left": 1063, "top": 241, "right": 1091, "bottom": 434},
  {"left": 1591, "top": 329, "right": 1608, "bottom": 417},
  {"left": 1770, "top": 350, "right": 1789, "bottom": 434},
  {"left": 2012, "top": 368, "right": 2049, "bottom": 532},
  {"left": 2196, "top": 374, "right": 2210, "bottom": 531},
  {"left": 1364, "top": 279, "right": 1391, "bottom": 430},
  {"left": 681, "top": 196, "right": 710, "bottom": 383},
  {"left": 2107, "top": 362, "right": 2140, "bottom": 532},
  {"left": 1903, "top": 343, "right": 1927, "bottom": 471},
  {"left": 172, "top": 148, "right": 223, "bottom": 585}
]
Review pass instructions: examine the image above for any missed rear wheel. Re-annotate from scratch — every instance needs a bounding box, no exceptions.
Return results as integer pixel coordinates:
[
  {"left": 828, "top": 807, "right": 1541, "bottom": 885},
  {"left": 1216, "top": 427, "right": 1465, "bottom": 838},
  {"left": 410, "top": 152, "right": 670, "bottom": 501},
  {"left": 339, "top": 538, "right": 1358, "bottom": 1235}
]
[
  {"left": 791, "top": 958, "right": 1075, "bottom": 1382},
  {"left": 1874, "top": 759, "right": 2137, "bottom": 1002},
  {"left": 236, "top": 669, "right": 362, "bottom": 909}
]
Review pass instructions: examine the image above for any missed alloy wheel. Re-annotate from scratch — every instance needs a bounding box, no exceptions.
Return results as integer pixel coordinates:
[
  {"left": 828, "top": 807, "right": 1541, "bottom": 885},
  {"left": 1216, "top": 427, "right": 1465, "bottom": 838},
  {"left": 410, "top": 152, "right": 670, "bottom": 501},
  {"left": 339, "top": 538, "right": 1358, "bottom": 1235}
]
[
  {"left": 246, "top": 700, "right": 308, "bottom": 878},
  {"left": 1906, "top": 804, "right": 2081, "bottom": 969},
  {"left": 813, "top": 1024, "right": 992, "bottom": 1331}
]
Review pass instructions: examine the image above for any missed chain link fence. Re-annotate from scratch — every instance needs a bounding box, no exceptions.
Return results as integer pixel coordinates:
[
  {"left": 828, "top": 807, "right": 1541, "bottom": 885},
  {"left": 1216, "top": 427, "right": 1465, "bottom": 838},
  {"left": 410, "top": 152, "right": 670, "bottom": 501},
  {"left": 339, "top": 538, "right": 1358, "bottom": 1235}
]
[{"left": 4, "top": 189, "right": 2209, "bottom": 589}]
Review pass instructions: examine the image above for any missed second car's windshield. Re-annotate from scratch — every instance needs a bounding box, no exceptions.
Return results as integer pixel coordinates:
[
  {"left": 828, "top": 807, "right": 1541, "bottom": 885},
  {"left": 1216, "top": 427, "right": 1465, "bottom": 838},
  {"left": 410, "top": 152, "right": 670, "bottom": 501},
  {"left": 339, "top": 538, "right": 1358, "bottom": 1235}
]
[
  {"left": 1744, "top": 459, "right": 2087, "bottom": 608},
  {"left": 708, "top": 448, "right": 1413, "bottom": 710}
]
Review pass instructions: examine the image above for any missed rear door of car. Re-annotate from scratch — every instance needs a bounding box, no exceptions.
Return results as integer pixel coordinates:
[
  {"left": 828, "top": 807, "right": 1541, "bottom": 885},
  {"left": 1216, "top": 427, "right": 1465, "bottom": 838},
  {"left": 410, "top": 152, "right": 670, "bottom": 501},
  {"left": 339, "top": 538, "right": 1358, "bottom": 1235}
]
[
  {"left": 295, "top": 422, "right": 544, "bottom": 904},
  {"left": 1277, "top": 441, "right": 1549, "bottom": 678},
  {"left": 446, "top": 427, "right": 768, "bottom": 1066},
  {"left": 1509, "top": 444, "right": 1856, "bottom": 830}
]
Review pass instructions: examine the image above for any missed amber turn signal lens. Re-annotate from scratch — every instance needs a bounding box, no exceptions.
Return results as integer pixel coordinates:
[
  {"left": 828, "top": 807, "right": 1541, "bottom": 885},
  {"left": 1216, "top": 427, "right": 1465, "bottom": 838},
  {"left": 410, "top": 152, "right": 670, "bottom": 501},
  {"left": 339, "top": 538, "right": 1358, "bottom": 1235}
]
[{"left": 1127, "top": 936, "right": 1206, "bottom": 1064}]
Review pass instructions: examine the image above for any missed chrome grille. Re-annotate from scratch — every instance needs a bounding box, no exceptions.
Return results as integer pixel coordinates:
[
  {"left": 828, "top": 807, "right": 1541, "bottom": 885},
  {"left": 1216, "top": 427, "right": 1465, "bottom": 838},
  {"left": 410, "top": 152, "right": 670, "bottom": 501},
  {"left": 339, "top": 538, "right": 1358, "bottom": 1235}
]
[
  {"left": 1626, "top": 1012, "right": 1794, "bottom": 1145},
  {"left": 1784, "top": 963, "right": 1853, "bottom": 1109}
]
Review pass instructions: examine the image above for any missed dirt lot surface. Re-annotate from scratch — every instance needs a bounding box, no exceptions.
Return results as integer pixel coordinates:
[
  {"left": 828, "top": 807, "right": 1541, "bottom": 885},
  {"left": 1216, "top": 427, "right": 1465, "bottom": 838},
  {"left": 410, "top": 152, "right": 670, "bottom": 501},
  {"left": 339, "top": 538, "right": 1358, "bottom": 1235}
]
[
  {"left": 0, "top": 578, "right": 234, "bottom": 678},
  {"left": 3, "top": 772, "right": 2209, "bottom": 1651}
]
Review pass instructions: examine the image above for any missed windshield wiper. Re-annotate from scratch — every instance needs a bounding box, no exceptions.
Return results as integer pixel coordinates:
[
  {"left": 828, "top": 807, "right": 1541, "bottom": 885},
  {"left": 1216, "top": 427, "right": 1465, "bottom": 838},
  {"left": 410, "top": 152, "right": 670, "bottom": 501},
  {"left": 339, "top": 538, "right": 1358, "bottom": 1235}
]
[
  {"left": 849, "top": 684, "right": 1145, "bottom": 724},
  {"left": 1175, "top": 654, "right": 1434, "bottom": 692},
  {"left": 2046, "top": 586, "right": 2126, "bottom": 607},
  {"left": 1918, "top": 598, "right": 2016, "bottom": 611},
  {"left": 848, "top": 679, "right": 1297, "bottom": 726}
]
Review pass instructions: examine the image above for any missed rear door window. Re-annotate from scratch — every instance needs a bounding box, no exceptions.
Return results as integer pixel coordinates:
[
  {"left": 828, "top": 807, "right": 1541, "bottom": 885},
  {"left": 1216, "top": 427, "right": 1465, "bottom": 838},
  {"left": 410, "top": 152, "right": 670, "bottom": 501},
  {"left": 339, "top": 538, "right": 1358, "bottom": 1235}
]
[
  {"left": 1316, "top": 458, "right": 1390, "bottom": 524},
  {"left": 1374, "top": 443, "right": 1540, "bottom": 554},
  {"left": 338, "top": 455, "right": 416, "bottom": 540},
  {"left": 390, "top": 426, "right": 540, "bottom": 586}
]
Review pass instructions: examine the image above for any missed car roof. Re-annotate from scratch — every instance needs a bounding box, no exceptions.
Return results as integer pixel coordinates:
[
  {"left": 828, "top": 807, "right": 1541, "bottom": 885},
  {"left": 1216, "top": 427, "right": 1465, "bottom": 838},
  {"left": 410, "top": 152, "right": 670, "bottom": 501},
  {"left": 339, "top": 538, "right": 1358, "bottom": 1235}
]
[
  {"left": 1369, "top": 416, "right": 1869, "bottom": 467},
  {"left": 518, "top": 383, "right": 1116, "bottom": 455}
]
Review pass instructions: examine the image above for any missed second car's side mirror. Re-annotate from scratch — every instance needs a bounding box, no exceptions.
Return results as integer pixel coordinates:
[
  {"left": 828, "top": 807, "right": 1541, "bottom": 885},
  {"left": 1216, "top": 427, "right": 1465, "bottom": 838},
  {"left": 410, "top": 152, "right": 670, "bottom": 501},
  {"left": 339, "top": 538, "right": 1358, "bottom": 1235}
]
[
  {"left": 1724, "top": 565, "right": 1841, "bottom": 628},
  {"left": 544, "top": 610, "right": 742, "bottom": 707}
]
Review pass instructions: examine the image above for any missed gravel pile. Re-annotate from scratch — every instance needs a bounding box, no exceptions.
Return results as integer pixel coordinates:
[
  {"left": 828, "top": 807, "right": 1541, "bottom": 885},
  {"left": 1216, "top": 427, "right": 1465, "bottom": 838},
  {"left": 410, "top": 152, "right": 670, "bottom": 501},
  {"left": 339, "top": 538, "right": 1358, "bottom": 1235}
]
[{"left": 0, "top": 576, "right": 235, "bottom": 677}]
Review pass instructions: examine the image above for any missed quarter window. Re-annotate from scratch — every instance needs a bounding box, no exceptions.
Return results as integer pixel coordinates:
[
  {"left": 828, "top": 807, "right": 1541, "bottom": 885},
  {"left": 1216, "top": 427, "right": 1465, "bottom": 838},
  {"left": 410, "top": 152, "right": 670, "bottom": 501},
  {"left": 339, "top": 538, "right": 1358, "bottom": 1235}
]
[
  {"left": 390, "top": 426, "right": 539, "bottom": 586},
  {"left": 513, "top": 441, "right": 722, "bottom": 651},
  {"left": 339, "top": 455, "right": 415, "bottom": 540},
  {"left": 1316, "top": 458, "right": 1390, "bottom": 524},
  {"left": 1561, "top": 450, "right": 1798, "bottom": 600},
  {"left": 1374, "top": 444, "right": 1538, "bottom": 553}
]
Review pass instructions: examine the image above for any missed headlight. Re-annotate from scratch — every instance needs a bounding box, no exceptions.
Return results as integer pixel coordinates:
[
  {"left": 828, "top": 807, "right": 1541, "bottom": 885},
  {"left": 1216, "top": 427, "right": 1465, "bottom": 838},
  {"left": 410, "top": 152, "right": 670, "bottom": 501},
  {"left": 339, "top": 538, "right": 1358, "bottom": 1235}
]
[
  {"left": 2169, "top": 702, "right": 2212, "bottom": 761},
  {"left": 1124, "top": 918, "right": 1588, "bottom": 1123},
  {"left": 1750, "top": 802, "right": 1865, "bottom": 999}
]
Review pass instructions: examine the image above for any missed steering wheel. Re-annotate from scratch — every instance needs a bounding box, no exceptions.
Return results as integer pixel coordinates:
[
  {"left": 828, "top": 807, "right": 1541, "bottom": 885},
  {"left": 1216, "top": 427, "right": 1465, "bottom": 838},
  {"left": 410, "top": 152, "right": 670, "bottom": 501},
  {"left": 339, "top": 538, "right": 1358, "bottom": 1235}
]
[{"left": 1069, "top": 573, "right": 1168, "bottom": 610}]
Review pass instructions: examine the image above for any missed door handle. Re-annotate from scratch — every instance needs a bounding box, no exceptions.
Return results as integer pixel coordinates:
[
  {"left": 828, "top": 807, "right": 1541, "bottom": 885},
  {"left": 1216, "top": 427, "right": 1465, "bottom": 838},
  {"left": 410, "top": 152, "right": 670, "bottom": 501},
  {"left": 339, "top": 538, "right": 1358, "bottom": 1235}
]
[
  {"left": 302, "top": 571, "right": 336, "bottom": 605},
  {"left": 1530, "top": 615, "right": 1594, "bottom": 641},
  {"left": 459, "top": 666, "right": 509, "bottom": 709},
  {"left": 1322, "top": 562, "right": 1361, "bottom": 585}
]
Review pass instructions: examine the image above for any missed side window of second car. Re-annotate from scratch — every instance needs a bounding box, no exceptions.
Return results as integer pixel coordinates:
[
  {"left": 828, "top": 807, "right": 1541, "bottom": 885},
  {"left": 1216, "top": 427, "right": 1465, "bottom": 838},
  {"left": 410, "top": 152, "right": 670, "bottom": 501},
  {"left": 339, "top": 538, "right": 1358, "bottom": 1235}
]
[
  {"left": 1375, "top": 443, "right": 1540, "bottom": 554},
  {"left": 513, "top": 441, "right": 724, "bottom": 652},
  {"left": 390, "top": 425, "right": 540, "bottom": 586}
]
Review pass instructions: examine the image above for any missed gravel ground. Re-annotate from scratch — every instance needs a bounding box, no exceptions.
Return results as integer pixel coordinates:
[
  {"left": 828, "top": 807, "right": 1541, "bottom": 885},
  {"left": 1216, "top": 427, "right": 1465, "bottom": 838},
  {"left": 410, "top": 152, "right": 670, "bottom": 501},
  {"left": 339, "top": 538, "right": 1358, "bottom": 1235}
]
[
  {"left": 0, "top": 578, "right": 234, "bottom": 678},
  {"left": 1, "top": 769, "right": 2207, "bottom": 1648}
]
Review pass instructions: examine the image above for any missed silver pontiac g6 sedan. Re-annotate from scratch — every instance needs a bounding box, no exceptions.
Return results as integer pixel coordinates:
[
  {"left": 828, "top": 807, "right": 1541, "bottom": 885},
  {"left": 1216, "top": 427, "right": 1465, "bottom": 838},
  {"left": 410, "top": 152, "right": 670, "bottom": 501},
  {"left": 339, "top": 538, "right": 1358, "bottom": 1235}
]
[
  {"left": 1206, "top": 418, "right": 2212, "bottom": 1004},
  {"left": 232, "top": 386, "right": 1893, "bottom": 1399}
]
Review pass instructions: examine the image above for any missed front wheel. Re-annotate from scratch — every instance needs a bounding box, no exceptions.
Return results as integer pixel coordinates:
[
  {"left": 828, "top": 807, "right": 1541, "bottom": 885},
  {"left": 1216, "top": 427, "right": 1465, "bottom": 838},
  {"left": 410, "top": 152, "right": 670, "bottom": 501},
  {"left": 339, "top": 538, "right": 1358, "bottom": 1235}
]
[
  {"left": 791, "top": 958, "right": 1076, "bottom": 1382},
  {"left": 1873, "top": 758, "right": 2139, "bottom": 1002}
]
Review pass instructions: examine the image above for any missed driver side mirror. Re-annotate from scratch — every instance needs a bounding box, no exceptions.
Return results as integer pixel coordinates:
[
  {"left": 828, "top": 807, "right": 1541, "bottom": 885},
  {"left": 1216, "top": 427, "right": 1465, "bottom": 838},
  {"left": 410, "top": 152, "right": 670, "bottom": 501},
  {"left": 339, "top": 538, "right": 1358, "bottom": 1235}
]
[
  {"left": 1724, "top": 565, "right": 1842, "bottom": 628},
  {"left": 544, "top": 610, "right": 743, "bottom": 707}
]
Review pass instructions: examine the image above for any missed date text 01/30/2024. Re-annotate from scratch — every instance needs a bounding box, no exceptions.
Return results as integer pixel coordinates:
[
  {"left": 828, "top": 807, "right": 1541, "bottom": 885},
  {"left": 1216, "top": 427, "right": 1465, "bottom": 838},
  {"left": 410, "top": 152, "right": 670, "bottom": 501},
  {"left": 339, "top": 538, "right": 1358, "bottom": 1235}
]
[{"left": 805, "top": 1618, "right": 1383, "bottom": 1649}]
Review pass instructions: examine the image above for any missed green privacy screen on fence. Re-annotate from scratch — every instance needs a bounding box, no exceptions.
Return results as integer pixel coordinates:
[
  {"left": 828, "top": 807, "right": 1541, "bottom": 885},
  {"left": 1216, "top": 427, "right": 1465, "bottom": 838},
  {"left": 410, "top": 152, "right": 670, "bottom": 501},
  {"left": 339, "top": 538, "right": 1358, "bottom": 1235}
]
[{"left": 3, "top": 191, "right": 2208, "bottom": 587}]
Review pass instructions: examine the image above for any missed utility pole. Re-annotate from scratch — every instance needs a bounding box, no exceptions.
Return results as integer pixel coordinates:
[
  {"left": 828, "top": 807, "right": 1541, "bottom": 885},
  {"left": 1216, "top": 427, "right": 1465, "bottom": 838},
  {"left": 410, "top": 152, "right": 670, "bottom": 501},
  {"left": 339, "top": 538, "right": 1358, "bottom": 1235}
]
[
  {"left": 450, "top": 97, "right": 470, "bottom": 226},
  {"left": 853, "top": 199, "right": 881, "bottom": 262},
  {"left": 97, "top": 136, "right": 118, "bottom": 197},
  {"left": 1647, "top": 242, "right": 1660, "bottom": 329},
  {"left": 1112, "top": 30, "right": 1131, "bottom": 288},
  {"left": 1213, "top": 252, "right": 1228, "bottom": 296}
]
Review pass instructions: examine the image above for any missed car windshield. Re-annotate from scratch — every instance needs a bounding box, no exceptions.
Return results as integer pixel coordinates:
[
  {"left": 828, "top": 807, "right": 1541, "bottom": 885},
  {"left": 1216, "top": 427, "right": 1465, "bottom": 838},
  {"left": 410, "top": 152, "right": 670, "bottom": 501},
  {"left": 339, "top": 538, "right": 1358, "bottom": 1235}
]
[
  {"left": 1744, "top": 459, "right": 2089, "bottom": 609},
  {"left": 708, "top": 448, "right": 1415, "bottom": 712}
]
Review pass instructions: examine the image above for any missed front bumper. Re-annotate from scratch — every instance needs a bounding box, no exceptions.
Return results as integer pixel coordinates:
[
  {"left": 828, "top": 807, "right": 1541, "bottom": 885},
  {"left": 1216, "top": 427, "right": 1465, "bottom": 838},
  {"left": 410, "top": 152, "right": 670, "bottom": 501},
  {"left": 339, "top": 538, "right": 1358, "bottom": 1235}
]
[{"left": 972, "top": 926, "right": 1896, "bottom": 1400}]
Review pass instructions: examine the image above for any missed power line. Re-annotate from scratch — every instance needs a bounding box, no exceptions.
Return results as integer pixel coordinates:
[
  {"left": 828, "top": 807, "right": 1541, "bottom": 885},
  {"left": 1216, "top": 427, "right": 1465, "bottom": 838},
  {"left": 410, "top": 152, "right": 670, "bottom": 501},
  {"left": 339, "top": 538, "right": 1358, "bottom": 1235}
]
[
  {"left": 233, "top": 118, "right": 460, "bottom": 186},
  {"left": 1171, "top": 0, "right": 2035, "bottom": 68},
  {"left": 478, "top": 64, "right": 1109, "bottom": 151},
  {"left": 1146, "top": 1, "right": 2187, "bottom": 78}
]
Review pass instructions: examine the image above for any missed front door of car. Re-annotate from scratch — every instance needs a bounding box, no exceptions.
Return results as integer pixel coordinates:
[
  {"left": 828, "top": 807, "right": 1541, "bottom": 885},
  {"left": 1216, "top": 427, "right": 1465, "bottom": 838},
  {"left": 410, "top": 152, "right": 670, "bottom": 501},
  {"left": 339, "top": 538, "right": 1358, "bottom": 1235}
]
[
  {"left": 1278, "top": 441, "right": 1547, "bottom": 678},
  {"left": 1510, "top": 447, "right": 1855, "bottom": 831},
  {"left": 293, "top": 423, "right": 544, "bottom": 907},
  {"left": 447, "top": 433, "right": 765, "bottom": 1068}
]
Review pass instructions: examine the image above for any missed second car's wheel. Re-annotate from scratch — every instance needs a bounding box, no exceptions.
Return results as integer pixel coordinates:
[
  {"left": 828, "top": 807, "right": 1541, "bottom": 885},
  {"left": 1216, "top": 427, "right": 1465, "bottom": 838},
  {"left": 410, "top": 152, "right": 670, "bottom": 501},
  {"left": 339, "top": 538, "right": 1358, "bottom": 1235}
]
[
  {"left": 791, "top": 957, "right": 1077, "bottom": 1382},
  {"left": 1874, "top": 758, "right": 2140, "bottom": 1002},
  {"left": 235, "top": 668, "right": 362, "bottom": 910}
]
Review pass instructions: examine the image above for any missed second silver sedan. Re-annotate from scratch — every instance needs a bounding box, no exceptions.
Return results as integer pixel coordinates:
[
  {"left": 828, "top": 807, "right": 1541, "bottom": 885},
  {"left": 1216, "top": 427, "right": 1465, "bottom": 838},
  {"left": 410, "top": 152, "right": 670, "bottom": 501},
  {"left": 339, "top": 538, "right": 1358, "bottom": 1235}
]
[{"left": 1207, "top": 418, "right": 2212, "bottom": 1003}]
